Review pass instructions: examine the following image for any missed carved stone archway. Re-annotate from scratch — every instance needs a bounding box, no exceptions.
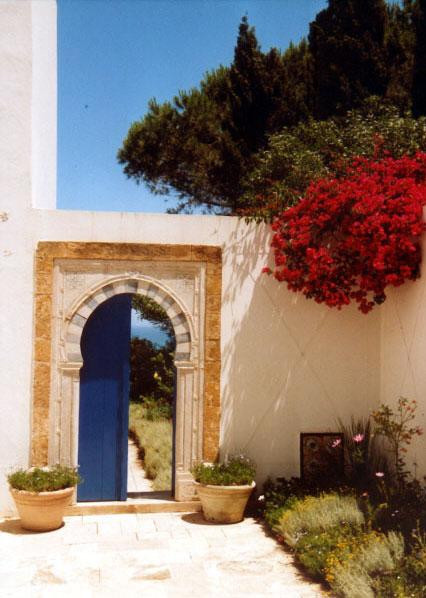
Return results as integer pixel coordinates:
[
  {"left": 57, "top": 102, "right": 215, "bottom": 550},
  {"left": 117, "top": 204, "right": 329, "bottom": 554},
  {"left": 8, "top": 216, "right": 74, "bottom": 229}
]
[{"left": 32, "top": 242, "right": 222, "bottom": 502}]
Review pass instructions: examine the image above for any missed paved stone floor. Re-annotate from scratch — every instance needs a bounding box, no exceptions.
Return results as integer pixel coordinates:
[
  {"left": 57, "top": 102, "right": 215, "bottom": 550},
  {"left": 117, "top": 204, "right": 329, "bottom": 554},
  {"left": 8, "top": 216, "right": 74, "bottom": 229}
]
[{"left": 0, "top": 512, "right": 325, "bottom": 597}]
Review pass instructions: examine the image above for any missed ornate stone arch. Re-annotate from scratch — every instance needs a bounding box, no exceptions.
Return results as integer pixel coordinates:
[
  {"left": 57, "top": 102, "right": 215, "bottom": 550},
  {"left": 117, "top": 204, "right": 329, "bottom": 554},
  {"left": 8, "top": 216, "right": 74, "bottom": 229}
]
[
  {"left": 64, "top": 276, "right": 194, "bottom": 365},
  {"left": 59, "top": 276, "right": 200, "bottom": 501},
  {"left": 31, "top": 242, "right": 222, "bottom": 505}
]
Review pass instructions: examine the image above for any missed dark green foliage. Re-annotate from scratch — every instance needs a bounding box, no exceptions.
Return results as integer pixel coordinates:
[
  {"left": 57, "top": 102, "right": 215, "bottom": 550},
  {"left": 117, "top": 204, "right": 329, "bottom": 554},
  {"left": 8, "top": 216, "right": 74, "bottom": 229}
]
[
  {"left": 191, "top": 456, "right": 256, "bottom": 486},
  {"left": 413, "top": 0, "right": 426, "bottom": 116},
  {"left": 272, "top": 40, "right": 313, "bottom": 129},
  {"left": 118, "top": 18, "right": 312, "bottom": 214},
  {"left": 130, "top": 337, "right": 174, "bottom": 404},
  {"left": 338, "top": 416, "right": 389, "bottom": 492},
  {"left": 140, "top": 395, "right": 172, "bottom": 421},
  {"left": 385, "top": 1, "right": 416, "bottom": 111},
  {"left": 8, "top": 465, "right": 81, "bottom": 492},
  {"left": 119, "top": 65, "right": 241, "bottom": 214},
  {"left": 261, "top": 477, "right": 308, "bottom": 530},
  {"left": 308, "top": 0, "right": 389, "bottom": 118},
  {"left": 227, "top": 17, "right": 302, "bottom": 156},
  {"left": 373, "top": 477, "right": 426, "bottom": 545}
]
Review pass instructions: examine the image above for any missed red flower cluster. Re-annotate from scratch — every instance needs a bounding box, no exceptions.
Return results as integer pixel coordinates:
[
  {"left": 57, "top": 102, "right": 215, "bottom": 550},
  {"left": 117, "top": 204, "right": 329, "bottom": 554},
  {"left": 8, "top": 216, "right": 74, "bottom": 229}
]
[{"left": 269, "top": 153, "right": 426, "bottom": 313}]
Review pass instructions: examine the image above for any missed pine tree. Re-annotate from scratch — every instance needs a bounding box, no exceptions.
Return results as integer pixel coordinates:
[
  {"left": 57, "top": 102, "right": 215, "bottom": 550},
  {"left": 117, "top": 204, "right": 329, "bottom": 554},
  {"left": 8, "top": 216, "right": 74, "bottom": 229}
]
[{"left": 118, "top": 17, "right": 311, "bottom": 213}]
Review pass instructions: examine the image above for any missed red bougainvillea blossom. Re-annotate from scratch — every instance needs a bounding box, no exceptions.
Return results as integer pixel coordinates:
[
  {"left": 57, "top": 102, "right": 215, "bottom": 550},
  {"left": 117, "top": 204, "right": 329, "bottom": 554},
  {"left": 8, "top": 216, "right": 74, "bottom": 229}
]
[{"left": 268, "top": 152, "right": 426, "bottom": 313}]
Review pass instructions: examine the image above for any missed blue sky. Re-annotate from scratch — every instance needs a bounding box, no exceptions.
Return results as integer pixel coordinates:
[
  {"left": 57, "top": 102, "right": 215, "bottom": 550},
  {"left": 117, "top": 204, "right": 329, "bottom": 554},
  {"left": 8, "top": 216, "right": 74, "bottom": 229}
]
[
  {"left": 131, "top": 309, "right": 169, "bottom": 344},
  {"left": 57, "top": 0, "right": 327, "bottom": 213}
]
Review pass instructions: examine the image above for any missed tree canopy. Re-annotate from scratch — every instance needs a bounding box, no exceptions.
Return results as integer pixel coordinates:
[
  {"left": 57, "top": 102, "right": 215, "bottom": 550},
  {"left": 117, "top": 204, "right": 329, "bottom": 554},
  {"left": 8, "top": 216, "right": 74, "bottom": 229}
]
[
  {"left": 241, "top": 99, "right": 426, "bottom": 221},
  {"left": 118, "top": 1, "right": 424, "bottom": 214},
  {"left": 118, "top": 17, "right": 312, "bottom": 213}
]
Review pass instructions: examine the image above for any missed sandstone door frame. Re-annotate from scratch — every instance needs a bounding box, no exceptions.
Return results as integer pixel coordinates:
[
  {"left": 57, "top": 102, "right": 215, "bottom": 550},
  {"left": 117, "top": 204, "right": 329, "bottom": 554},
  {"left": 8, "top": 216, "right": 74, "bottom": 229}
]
[{"left": 32, "top": 242, "right": 221, "bottom": 502}]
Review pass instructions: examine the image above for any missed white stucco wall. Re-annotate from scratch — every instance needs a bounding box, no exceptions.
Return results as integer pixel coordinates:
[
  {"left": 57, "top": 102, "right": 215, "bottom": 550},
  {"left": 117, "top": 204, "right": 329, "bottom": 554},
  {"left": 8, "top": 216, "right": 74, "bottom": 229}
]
[
  {"left": 380, "top": 232, "right": 426, "bottom": 477},
  {"left": 0, "top": 0, "right": 37, "bottom": 515},
  {"left": 31, "top": 0, "right": 57, "bottom": 209},
  {"left": 0, "top": 206, "right": 382, "bottom": 514}
]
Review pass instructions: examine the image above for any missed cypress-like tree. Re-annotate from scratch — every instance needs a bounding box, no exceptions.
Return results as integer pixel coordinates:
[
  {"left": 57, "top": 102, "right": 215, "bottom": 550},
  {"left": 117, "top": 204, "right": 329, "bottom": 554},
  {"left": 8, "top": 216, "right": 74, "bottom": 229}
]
[
  {"left": 275, "top": 40, "right": 314, "bottom": 128},
  {"left": 309, "top": 0, "right": 389, "bottom": 119},
  {"left": 385, "top": 1, "right": 415, "bottom": 111},
  {"left": 413, "top": 0, "right": 426, "bottom": 116}
]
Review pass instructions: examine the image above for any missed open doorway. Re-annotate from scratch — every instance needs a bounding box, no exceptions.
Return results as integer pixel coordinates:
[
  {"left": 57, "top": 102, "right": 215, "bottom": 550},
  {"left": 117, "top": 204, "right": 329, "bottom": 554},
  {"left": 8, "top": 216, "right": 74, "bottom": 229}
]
[
  {"left": 77, "top": 292, "right": 175, "bottom": 502},
  {"left": 128, "top": 296, "right": 175, "bottom": 498}
]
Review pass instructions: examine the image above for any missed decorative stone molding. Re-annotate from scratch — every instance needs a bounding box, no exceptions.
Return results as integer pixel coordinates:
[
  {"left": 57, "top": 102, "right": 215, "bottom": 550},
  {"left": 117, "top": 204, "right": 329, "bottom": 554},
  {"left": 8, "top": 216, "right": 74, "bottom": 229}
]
[
  {"left": 32, "top": 242, "right": 222, "bottom": 502},
  {"left": 64, "top": 276, "right": 193, "bottom": 364}
]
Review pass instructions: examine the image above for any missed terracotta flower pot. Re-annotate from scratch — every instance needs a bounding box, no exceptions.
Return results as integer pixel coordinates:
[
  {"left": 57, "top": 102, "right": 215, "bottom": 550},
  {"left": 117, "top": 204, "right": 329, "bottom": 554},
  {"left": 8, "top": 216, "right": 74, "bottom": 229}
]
[
  {"left": 10, "top": 486, "right": 74, "bottom": 531},
  {"left": 194, "top": 481, "right": 255, "bottom": 523}
]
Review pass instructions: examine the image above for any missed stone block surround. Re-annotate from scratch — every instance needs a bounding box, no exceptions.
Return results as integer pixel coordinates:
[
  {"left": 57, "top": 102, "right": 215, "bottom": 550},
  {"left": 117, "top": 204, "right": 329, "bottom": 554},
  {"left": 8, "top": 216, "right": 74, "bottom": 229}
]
[{"left": 32, "top": 242, "right": 222, "bottom": 501}]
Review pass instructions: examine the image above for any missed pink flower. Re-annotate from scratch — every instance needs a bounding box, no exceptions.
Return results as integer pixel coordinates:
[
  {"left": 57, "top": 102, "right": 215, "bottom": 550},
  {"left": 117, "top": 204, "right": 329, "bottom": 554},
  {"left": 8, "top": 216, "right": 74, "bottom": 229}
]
[
  {"left": 331, "top": 438, "right": 342, "bottom": 448},
  {"left": 375, "top": 472, "right": 385, "bottom": 478},
  {"left": 353, "top": 434, "right": 364, "bottom": 443}
]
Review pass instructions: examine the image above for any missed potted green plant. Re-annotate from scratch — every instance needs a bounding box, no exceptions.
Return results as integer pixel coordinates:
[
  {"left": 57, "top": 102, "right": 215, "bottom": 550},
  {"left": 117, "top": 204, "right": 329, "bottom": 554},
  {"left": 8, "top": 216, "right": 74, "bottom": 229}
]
[
  {"left": 8, "top": 464, "right": 81, "bottom": 531},
  {"left": 191, "top": 455, "right": 256, "bottom": 523}
]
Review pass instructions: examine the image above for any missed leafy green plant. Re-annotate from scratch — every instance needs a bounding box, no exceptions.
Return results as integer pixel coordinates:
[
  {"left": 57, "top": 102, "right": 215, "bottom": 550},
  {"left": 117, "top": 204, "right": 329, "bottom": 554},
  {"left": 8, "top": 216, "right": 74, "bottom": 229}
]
[
  {"left": 277, "top": 493, "right": 364, "bottom": 547},
  {"left": 242, "top": 100, "right": 426, "bottom": 222},
  {"left": 337, "top": 416, "right": 388, "bottom": 491},
  {"left": 371, "top": 397, "right": 423, "bottom": 485},
  {"left": 372, "top": 476, "right": 426, "bottom": 543},
  {"left": 141, "top": 396, "right": 173, "bottom": 421},
  {"left": 191, "top": 455, "right": 256, "bottom": 486},
  {"left": 8, "top": 465, "right": 81, "bottom": 492},
  {"left": 295, "top": 525, "right": 358, "bottom": 579}
]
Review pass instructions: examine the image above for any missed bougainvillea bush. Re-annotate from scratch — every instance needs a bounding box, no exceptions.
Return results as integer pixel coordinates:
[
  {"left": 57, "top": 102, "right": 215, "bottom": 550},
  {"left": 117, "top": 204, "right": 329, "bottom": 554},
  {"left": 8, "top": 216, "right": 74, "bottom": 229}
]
[
  {"left": 267, "top": 152, "right": 426, "bottom": 313},
  {"left": 242, "top": 101, "right": 426, "bottom": 223}
]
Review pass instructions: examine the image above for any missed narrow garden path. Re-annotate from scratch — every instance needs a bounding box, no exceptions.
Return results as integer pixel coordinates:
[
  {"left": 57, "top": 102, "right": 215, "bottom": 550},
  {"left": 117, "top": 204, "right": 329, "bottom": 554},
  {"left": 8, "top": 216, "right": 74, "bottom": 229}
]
[
  {"left": 127, "top": 438, "right": 153, "bottom": 493},
  {"left": 0, "top": 512, "right": 324, "bottom": 597}
]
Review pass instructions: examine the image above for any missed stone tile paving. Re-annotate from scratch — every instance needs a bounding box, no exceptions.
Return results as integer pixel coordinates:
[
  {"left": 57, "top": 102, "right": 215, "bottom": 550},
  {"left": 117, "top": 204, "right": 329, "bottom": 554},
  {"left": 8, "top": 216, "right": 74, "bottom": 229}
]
[{"left": 0, "top": 512, "right": 325, "bottom": 597}]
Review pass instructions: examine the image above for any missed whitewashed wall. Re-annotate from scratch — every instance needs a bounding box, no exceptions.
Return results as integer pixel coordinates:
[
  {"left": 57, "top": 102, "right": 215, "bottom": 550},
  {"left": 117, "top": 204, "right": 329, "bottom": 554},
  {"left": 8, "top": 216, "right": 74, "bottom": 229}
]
[
  {"left": 0, "top": 205, "right": 382, "bottom": 514},
  {"left": 380, "top": 232, "right": 426, "bottom": 477},
  {"left": 0, "top": 0, "right": 39, "bottom": 515}
]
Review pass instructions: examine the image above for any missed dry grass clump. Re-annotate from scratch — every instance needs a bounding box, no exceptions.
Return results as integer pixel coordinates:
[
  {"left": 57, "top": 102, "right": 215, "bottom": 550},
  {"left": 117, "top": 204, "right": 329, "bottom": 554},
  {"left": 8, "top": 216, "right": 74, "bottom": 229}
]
[
  {"left": 129, "top": 403, "right": 172, "bottom": 491},
  {"left": 278, "top": 493, "right": 364, "bottom": 547},
  {"left": 327, "top": 531, "right": 404, "bottom": 598}
]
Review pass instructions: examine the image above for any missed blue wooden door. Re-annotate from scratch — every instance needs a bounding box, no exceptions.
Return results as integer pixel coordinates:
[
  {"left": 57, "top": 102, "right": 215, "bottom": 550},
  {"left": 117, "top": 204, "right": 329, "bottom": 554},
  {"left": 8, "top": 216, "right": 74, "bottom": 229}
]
[{"left": 78, "top": 294, "right": 132, "bottom": 501}]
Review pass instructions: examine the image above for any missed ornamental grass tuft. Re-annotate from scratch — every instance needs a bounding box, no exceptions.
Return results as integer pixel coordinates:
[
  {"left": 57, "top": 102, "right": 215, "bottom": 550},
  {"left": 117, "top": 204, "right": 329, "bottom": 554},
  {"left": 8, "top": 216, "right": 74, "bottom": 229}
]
[{"left": 277, "top": 493, "right": 364, "bottom": 547}]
